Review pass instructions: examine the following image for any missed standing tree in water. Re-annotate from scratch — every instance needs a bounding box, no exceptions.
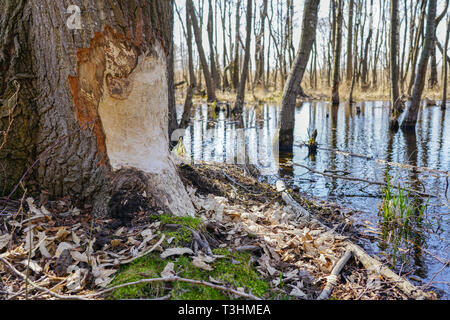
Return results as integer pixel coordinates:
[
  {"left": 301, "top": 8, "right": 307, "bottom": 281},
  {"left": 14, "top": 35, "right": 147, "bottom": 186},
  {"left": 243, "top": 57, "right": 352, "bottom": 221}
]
[
  {"left": 389, "top": 0, "right": 402, "bottom": 130},
  {"left": 0, "top": 0, "right": 195, "bottom": 217},
  {"left": 400, "top": 0, "right": 437, "bottom": 129},
  {"left": 278, "top": 0, "right": 321, "bottom": 152},
  {"left": 331, "top": 0, "right": 343, "bottom": 105},
  {"left": 234, "top": 0, "right": 253, "bottom": 113}
]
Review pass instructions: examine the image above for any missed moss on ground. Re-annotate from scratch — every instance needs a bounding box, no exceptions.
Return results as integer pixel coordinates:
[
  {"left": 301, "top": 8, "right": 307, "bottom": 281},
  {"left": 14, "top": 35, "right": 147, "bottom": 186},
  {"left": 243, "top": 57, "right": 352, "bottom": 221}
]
[
  {"left": 154, "top": 214, "right": 204, "bottom": 248},
  {"left": 109, "top": 247, "right": 269, "bottom": 300}
]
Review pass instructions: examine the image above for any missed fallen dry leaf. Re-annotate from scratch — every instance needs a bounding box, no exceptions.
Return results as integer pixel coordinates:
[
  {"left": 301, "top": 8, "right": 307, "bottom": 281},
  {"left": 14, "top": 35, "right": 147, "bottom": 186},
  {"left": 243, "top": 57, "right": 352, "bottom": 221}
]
[
  {"left": 192, "top": 256, "right": 214, "bottom": 271},
  {"left": 161, "top": 262, "right": 176, "bottom": 278},
  {"left": 160, "top": 247, "right": 194, "bottom": 259}
]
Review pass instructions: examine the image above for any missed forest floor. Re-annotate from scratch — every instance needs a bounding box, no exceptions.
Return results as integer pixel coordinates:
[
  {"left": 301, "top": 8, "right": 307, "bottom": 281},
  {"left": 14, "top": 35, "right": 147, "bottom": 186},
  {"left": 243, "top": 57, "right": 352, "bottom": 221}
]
[{"left": 0, "top": 161, "right": 438, "bottom": 300}]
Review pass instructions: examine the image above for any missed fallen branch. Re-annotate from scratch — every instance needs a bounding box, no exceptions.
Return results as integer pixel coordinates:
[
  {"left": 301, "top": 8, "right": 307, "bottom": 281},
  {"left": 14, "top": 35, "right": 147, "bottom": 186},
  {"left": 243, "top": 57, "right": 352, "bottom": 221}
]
[
  {"left": 346, "top": 242, "right": 433, "bottom": 299},
  {"left": 0, "top": 257, "right": 89, "bottom": 300},
  {"left": 294, "top": 162, "right": 436, "bottom": 198},
  {"left": 317, "top": 249, "right": 353, "bottom": 300},
  {"left": 85, "top": 276, "right": 262, "bottom": 300},
  {"left": 275, "top": 182, "right": 436, "bottom": 300},
  {"left": 300, "top": 144, "right": 449, "bottom": 177},
  {"left": 118, "top": 234, "right": 165, "bottom": 265}
]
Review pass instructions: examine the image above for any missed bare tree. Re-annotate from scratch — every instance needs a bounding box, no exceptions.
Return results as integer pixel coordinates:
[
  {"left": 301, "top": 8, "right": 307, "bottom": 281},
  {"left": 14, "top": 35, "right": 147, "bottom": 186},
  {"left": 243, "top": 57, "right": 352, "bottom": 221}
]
[
  {"left": 346, "top": 0, "right": 354, "bottom": 84},
  {"left": 278, "top": 0, "right": 320, "bottom": 152},
  {"left": 442, "top": 16, "right": 450, "bottom": 110},
  {"left": 389, "top": 0, "right": 401, "bottom": 130},
  {"left": 186, "top": 0, "right": 216, "bottom": 102},
  {"left": 331, "top": 0, "right": 344, "bottom": 105},
  {"left": 401, "top": 0, "right": 437, "bottom": 129},
  {"left": 234, "top": 0, "right": 253, "bottom": 113},
  {"left": 207, "top": 0, "right": 221, "bottom": 89}
]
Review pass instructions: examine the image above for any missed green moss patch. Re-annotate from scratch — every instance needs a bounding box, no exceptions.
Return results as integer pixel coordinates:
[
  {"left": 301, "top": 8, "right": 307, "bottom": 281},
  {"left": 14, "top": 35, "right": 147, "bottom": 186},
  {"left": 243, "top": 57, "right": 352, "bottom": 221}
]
[{"left": 109, "top": 248, "right": 269, "bottom": 300}]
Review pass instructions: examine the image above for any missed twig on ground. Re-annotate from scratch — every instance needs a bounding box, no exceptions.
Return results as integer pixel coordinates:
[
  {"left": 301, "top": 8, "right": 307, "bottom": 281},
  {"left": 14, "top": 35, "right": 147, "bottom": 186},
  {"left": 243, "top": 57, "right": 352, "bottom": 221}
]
[
  {"left": 87, "top": 276, "right": 262, "bottom": 300},
  {"left": 317, "top": 249, "right": 353, "bottom": 300}
]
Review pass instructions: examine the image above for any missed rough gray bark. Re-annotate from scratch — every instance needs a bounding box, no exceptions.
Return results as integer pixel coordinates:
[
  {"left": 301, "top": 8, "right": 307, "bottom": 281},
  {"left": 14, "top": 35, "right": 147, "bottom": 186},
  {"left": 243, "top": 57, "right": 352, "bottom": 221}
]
[
  {"left": 278, "top": 0, "right": 320, "bottom": 152},
  {"left": 234, "top": 0, "right": 252, "bottom": 113},
  {"left": 186, "top": 0, "right": 216, "bottom": 102},
  {"left": 0, "top": 0, "right": 195, "bottom": 217},
  {"left": 401, "top": 0, "right": 437, "bottom": 129}
]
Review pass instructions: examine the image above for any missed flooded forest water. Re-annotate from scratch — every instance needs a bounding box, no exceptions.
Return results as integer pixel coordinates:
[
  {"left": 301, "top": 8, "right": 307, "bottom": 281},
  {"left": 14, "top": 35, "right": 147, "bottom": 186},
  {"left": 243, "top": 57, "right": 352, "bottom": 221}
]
[{"left": 177, "top": 101, "right": 449, "bottom": 298}]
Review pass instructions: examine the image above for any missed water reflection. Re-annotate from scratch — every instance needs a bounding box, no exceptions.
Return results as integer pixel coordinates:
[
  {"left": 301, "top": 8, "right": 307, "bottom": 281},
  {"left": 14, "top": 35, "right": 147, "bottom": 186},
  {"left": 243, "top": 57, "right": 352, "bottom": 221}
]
[{"left": 177, "top": 101, "right": 449, "bottom": 297}]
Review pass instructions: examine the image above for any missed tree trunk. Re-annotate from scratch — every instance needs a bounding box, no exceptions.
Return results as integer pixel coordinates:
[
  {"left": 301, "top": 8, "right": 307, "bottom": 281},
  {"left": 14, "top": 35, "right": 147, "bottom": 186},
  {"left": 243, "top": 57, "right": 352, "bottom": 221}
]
[
  {"left": 389, "top": 0, "right": 401, "bottom": 130},
  {"left": 401, "top": 0, "right": 437, "bottom": 129},
  {"left": 361, "top": 0, "right": 373, "bottom": 88},
  {"left": 233, "top": 0, "right": 241, "bottom": 90},
  {"left": 186, "top": 4, "right": 197, "bottom": 88},
  {"left": 168, "top": 1, "right": 178, "bottom": 145},
  {"left": 442, "top": 17, "right": 450, "bottom": 110},
  {"left": 428, "top": 41, "right": 438, "bottom": 88},
  {"left": 0, "top": 0, "right": 195, "bottom": 217},
  {"left": 331, "top": 0, "right": 343, "bottom": 105},
  {"left": 254, "top": 0, "right": 268, "bottom": 88},
  {"left": 207, "top": 0, "right": 221, "bottom": 90},
  {"left": 186, "top": 0, "right": 216, "bottom": 102},
  {"left": 234, "top": 0, "right": 252, "bottom": 113},
  {"left": 278, "top": 0, "right": 320, "bottom": 152},
  {"left": 346, "top": 0, "right": 354, "bottom": 84}
]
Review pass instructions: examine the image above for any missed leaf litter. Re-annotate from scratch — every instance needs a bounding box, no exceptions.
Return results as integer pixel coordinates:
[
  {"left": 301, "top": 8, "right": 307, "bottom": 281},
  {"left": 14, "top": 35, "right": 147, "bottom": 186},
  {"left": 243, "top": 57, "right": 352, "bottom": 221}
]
[{"left": 0, "top": 163, "right": 437, "bottom": 300}]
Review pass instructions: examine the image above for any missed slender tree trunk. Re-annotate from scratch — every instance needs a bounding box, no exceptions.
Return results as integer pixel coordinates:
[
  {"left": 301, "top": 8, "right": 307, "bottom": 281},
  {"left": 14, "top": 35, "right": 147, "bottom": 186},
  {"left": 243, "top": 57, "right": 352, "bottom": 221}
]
[
  {"left": 428, "top": 42, "right": 438, "bottom": 88},
  {"left": 186, "top": 4, "right": 197, "bottom": 88},
  {"left": 389, "top": 0, "right": 401, "bottom": 130},
  {"left": 254, "top": 0, "right": 268, "bottom": 88},
  {"left": 361, "top": 0, "right": 373, "bottom": 88},
  {"left": 278, "top": 0, "right": 320, "bottom": 152},
  {"left": 0, "top": 0, "right": 195, "bottom": 217},
  {"left": 233, "top": 0, "right": 241, "bottom": 90},
  {"left": 234, "top": 0, "right": 252, "bottom": 113},
  {"left": 442, "top": 17, "right": 450, "bottom": 110},
  {"left": 186, "top": 0, "right": 216, "bottom": 102},
  {"left": 168, "top": 0, "right": 178, "bottom": 144},
  {"left": 207, "top": 0, "right": 221, "bottom": 89},
  {"left": 401, "top": 0, "right": 437, "bottom": 129},
  {"left": 407, "top": 0, "right": 427, "bottom": 95},
  {"left": 346, "top": 0, "right": 354, "bottom": 84},
  {"left": 331, "top": 0, "right": 344, "bottom": 105}
]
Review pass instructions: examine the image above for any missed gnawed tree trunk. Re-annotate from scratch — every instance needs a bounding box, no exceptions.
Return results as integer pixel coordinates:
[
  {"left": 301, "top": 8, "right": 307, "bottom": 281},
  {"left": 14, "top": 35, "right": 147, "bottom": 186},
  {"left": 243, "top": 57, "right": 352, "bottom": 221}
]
[
  {"left": 0, "top": 0, "right": 195, "bottom": 217},
  {"left": 278, "top": 0, "right": 320, "bottom": 152},
  {"left": 400, "top": 0, "right": 437, "bottom": 129}
]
